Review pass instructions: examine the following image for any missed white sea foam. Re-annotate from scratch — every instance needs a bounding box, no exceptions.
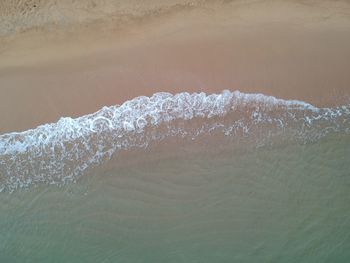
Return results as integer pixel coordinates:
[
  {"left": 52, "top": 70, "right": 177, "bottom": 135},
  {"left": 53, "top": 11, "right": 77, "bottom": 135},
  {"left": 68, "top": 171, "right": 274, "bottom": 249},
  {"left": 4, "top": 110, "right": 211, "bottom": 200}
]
[{"left": 0, "top": 90, "right": 349, "bottom": 192}]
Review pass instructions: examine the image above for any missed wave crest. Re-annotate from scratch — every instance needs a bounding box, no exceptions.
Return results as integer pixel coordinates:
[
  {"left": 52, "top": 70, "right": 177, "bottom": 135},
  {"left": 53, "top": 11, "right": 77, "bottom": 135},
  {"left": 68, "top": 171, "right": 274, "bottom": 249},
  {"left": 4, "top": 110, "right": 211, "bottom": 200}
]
[{"left": 0, "top": 90, "right": 349, "bottom": 192}]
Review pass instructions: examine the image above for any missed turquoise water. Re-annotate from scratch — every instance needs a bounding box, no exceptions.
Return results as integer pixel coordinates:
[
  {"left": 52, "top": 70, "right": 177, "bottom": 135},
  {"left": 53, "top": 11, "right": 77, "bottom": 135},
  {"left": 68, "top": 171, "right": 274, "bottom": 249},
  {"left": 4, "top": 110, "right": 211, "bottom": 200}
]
[{"left": 1, "top": 133, "right": 350, "bottom": 262}]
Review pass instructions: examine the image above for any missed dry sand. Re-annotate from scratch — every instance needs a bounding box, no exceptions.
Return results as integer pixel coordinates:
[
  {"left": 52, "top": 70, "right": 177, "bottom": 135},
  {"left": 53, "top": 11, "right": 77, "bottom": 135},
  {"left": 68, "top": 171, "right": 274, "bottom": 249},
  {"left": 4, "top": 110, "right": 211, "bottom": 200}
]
[{"left": 1, "top": 0, "right": 350, "bottom": 133}]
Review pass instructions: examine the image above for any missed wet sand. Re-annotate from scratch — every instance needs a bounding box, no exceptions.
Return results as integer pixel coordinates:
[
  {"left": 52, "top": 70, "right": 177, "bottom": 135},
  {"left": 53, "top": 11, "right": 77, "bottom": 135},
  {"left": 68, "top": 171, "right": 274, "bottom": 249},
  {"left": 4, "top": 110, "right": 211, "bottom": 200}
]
[{"left": 1, "top": 0, "right": 350, "bottom": 133}]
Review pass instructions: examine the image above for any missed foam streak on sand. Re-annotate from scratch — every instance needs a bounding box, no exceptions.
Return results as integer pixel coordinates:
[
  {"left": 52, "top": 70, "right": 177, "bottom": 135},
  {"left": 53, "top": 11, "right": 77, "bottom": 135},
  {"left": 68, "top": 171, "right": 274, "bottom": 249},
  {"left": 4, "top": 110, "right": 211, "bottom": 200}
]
[{"left": 0, "top": 90, "right": 349, "bottom": 192}]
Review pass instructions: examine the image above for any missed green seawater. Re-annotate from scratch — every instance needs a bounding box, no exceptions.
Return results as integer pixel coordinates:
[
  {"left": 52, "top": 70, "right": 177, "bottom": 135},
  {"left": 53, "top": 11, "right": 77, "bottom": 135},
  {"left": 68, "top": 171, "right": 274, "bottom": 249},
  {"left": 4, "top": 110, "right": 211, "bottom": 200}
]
[{"left": 1, "top": 134, "right": 350, "bottom": 262}]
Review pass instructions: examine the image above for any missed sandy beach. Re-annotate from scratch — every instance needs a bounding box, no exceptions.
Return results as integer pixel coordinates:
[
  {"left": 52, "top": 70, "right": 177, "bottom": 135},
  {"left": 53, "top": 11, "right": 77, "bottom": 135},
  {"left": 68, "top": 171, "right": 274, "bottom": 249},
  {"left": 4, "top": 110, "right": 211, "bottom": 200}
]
[
  {"left": 1, "top": 2, "right": 350, "bottom": 262},
  {"left": 1, "top": 0, "right": 350, "bottom": 133}
]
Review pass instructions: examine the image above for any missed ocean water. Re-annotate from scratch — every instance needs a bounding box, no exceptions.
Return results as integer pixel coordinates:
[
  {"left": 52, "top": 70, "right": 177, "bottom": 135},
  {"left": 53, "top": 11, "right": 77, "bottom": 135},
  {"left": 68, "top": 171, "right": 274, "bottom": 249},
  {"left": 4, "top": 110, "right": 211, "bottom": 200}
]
[{"left": 0, "top": 90, "right": 350, "bottom": 262}]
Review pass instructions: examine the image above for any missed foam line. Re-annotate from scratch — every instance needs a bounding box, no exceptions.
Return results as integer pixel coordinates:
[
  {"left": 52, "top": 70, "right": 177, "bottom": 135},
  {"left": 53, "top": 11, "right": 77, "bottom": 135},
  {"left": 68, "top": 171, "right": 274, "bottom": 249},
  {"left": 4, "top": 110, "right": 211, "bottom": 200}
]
[{"left": 0, "top": 90, "right": 349, "bottom": 192}]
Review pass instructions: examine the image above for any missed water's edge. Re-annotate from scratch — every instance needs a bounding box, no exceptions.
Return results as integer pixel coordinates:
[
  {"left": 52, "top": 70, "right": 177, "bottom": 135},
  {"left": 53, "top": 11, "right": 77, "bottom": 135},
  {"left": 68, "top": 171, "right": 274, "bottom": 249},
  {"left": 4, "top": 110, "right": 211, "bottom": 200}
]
[{"left": 1, "top": 90, "right": 349, "bottom": 192}]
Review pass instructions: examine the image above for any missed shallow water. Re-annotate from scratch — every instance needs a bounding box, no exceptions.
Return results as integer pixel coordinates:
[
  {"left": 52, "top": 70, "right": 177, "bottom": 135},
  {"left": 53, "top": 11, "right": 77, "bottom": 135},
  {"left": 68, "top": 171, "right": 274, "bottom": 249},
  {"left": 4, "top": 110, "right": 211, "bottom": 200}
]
[
  {"left": 0, "top": 91, "right": 350, "bottom": 262},
  {"left": 1, "top": 134, "right": 350, "bottom": 262}
]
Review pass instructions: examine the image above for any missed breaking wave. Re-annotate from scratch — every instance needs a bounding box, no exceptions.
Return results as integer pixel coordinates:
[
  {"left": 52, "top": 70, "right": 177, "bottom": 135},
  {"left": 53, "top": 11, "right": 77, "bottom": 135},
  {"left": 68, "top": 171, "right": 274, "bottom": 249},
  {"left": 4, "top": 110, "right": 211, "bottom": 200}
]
[{"left": 0, "top": 90, "right": 349, "bottom": 192}]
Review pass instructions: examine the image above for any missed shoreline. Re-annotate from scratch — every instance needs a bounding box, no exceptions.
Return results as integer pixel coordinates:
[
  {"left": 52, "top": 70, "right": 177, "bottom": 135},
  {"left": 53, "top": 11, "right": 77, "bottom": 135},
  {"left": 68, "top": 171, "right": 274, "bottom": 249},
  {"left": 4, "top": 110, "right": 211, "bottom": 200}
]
[{"left": 1, "top": 1, "right": 350, "bottom": 133}]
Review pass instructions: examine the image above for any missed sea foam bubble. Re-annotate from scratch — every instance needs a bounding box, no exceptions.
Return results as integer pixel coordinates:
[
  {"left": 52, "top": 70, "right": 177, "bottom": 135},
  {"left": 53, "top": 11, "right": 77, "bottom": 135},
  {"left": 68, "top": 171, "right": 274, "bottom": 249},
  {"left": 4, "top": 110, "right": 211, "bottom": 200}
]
[{"left": 0, "top": 90, "right": 349, "bottom": 192}]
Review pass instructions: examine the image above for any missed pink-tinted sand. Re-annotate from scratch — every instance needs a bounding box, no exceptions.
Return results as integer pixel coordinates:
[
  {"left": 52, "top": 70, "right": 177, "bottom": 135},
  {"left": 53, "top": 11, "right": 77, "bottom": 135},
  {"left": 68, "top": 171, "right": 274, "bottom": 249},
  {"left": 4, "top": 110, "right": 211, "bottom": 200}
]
[{"left": 1, "top": 1, "right": 350, "bottom": 133}]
